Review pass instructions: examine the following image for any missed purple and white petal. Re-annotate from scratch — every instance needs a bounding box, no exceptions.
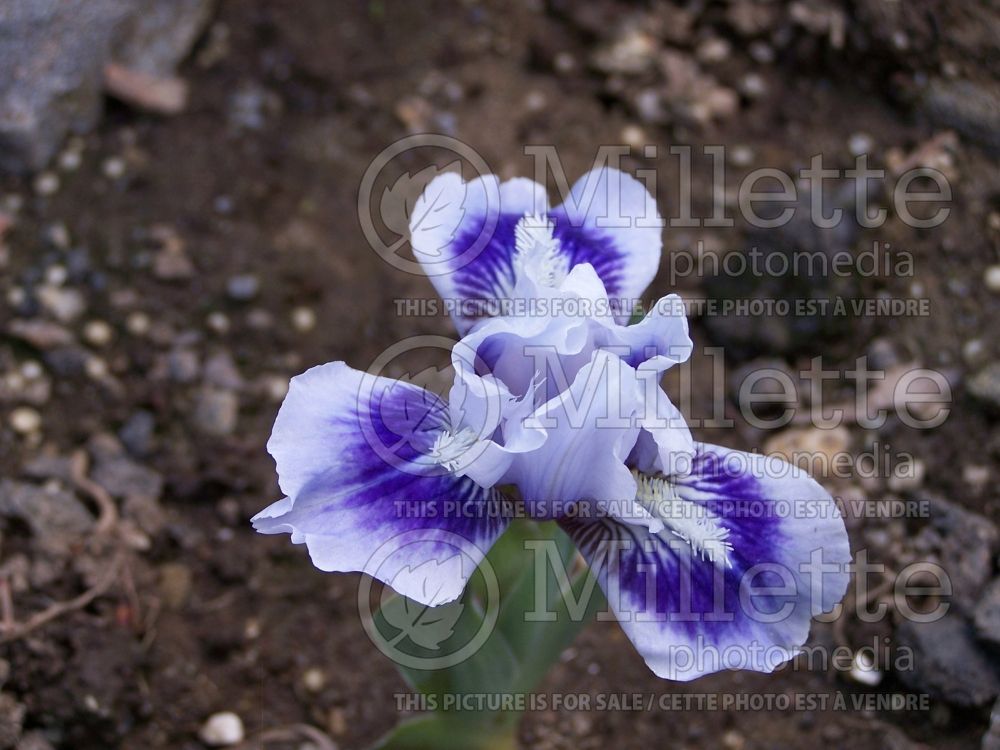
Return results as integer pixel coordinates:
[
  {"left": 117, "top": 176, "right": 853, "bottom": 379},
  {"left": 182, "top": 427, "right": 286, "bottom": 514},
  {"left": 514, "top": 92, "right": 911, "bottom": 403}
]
[
  {"left": 254, "top": 361, "right": 510, "bottom": 606},
  {"left": 563, "top": 442, "right": 850, "bottom": 681},
  {"left": 550, "top": 167, "right": 662, "bottom": 320},
  {"left": 410, "top": 173, "right": 549, "bottom": 333}
]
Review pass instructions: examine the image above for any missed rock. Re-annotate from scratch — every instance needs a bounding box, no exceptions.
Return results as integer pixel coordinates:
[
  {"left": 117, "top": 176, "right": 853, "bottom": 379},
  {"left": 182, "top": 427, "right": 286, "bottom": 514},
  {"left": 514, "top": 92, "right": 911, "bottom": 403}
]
[
  {"left": 91, "top": 454, "right": 164, "bottom": 500},
  {"left": 975, "top": 579, "right": 1000, "bottom": 648},
  {"left": 225, "top": 273, "right": 259, "bottom": 301},
  {"left": 42, "top": 346, "right": 90, "bottom": 378},
  {"left": 0, "top": 0, "right": 214, "bottom": 173},
  {"left": 199, "top": 712, "right": 244, "bottom": 747},
  {"left": 36, "top": 285, "right": 86, "bottom": 323},
  {"left": 153, "top": 241, "right": 195, "bottom": 281},
  {"left": 301, "top": 667, "right": 325, "bottom": 693},
  {"left": 896, "top": 615, "right": 1000, "bottom": 707},
  {"left": 193, "top": 388, "right": 238, "bottom": 436},
  {"left": 763, "top": 426, "right": 851, "bottom": 477},
  {"left": 6, "top": 319, "right": 74, "bottom": 349},
  {"left": 8, "top": 406, "right": 41, "bottom": 435},
  {"left": 291, "top": 307, "right": 316, "bottom": 332},
  {"left": 103, "top": 62, "right": 187, "bottom": 115},
  {"left": 970, "top": 363, "right": 1000, "bottom": 410},
  {"left": 167, "top": 348, "right": 200, "bottom": 383},
  {"left": 591, "top": 24, "right": 658, "bottom": 75},
  {"left": 203, "top": 351, "right": 243, "bottom": 390},
  {"left": 0, "top": 0, "right": 125, "bottom": 173},
  {"left": 123, "top": 493, "right": 165, "bottom": 536},
  {"left": 32, "top": 172, "right": 60, "bottom": 196},
  {"left": 987, "top": 266, "right": 1000, "bottom": 293},
  {"left": 0, "top": 479, "right": 94, "bottom": 551},
  {"left": 111, "top": 0, "right": 214, "bottom": 77},
  {"left": 82, "top": 320, "right": 114, "bottom": 348},
  {"left": 118, "top": 410, "right": 156, "bottom": 457},
  {"left": 985, "top": 698, "right": 1000, "bottom": 750},
  {"left": 912, "top": 495, "right": 999, "bottom": 615},
  {"left": 920, "top": 78, "right": 1000, "bottom": 154}
]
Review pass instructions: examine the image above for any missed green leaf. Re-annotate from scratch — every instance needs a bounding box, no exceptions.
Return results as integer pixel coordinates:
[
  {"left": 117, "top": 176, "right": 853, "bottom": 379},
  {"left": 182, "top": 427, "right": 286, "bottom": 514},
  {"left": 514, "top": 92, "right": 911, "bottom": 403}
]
[
  {"left": 374, "top": 591, "right": 520, "bottom": 719},
  {"left": 371, "top": 713, "right": 518, "bottom": 750},
  {"left": 379, "top": 568, "right": 465, "bottom": 651},
  {"left": 495, "top": 523, "right": 604, "bottom": 693}
]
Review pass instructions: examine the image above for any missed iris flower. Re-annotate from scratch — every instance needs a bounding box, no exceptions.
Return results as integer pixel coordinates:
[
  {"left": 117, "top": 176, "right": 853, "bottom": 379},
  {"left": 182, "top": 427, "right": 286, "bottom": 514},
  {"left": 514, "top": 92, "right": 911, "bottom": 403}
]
[{"left": 254, "top": 167, "right": 850, "bottom": 680}]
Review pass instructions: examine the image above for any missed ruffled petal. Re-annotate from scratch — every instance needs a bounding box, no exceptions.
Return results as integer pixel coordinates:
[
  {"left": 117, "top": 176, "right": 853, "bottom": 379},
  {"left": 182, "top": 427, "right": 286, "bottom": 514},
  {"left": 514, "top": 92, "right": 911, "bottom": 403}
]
[
  {"left": 562, "top": 442, "right": 851, "bottom": 681},
  {"left": 504, "top": 349, "right": 641, "bottom": 518},
  {"left": 550, "top": 167, "right": 662, "bottom": 321},
  {"left": 255, "top": 361, "right": 510, "bottom": 605}
]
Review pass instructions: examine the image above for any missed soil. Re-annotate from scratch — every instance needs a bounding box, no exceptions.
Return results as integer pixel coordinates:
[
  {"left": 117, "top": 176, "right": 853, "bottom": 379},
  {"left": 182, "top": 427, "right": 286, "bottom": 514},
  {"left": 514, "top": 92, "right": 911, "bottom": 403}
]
[{"left": 1, "top": 1, "right": 999, "bottom": 749}]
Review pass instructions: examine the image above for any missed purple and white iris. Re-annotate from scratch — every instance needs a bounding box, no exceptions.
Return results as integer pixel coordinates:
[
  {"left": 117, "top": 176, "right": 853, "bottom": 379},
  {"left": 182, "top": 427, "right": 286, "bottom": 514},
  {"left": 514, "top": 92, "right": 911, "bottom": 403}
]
[{"left": 254, "top": 167, "right": 851, "bottom": 680}]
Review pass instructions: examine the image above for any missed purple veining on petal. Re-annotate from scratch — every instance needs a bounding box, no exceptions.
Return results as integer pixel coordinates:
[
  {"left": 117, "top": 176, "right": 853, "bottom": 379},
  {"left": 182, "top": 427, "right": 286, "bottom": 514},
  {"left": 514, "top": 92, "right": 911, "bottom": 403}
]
[
  {"left": 449, "top": 212, "right": 523, "bottom": 306},
  {"left": 563, "top": 445, "right": 822, "bottom": 648},
  {"left": 550, "top": 217, "right": 627, "bottom": 298}
]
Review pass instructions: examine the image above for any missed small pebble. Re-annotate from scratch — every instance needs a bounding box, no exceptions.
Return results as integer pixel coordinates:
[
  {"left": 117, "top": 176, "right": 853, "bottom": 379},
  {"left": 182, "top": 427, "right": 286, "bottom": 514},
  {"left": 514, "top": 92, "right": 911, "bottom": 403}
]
[
  {"left": 302, "top": 667, "right": 326, "bottom": 692},
  {"left": 37, "top": 285, "right": 86, "bottom": 323},
  {"left": 199, "top": 712, "right": 244, "bottom": 747},
  {"left": 102, "top": 157, "right": 126, "bottom": 179},
  {"left": 749, "top": 41, "right": 775, "bottom": 64},
  {"left": 194, "top": 388, "right": 239, "bottom": 436},
  {"left": 849, "top": 651, "right": 882, "bottom": 686},
  {"left": 83, "top": 320, "right": 114, "bottom": 347},
  {"left": 21, "top": 361, "right": 43, "bottom": 380},
  {"left": 620, "top": 124, "right": 646, "bottom": 150},
  {"left": 986, "top": 265, "right": 1000, "bottom": 293},
  {"left": 262, "top": 374, "right": 289, "bottom": 402},
  {"left": 226, "top": 273, "right": 259, "bottom": 301},
  {"left": 696, "top": 37, "right": 731, "bottom": 64},
  {"left": 524, "top": 90, "right": 547, "bottom": 112},
  {"left": 10, "top": 407, "right": 41, "bottom": 435},
  {"left": 126, "top": 312, "right": 151, "bottom": 336},
  {"left": 85, "top": 356, "right": 109, "bottom": 380},
  {"left": 553, "top": 51, "right": 575, "bottom": 74},
  {"left": 731, "top": 145, "right": 755, "bottom": 167},
  {"left": 291, "top": 306, "right": 316, "bottom": 332},
  {"left": 206, "top": 311, "right": 231, "bottom": 334},
  {"left": 848, "top": 132, "right": 875, "bottom": 156},
  {"left": 33, "top": 172, "right": 60, "bottom": 196},
  {"left": 963, "top": 339, "right": 987, "bottom": 366},
  {"left": 44, "top": 265, "right": 68, "bottom": 286},
  {"left": 58, "top": 148, "right": 82, "bottom": 172},
  {"left": 740, "top": 73, "right": 767, "bottom": 98},
  {"left": 44, "top": 223, "right": 71, "bottom": 249}
]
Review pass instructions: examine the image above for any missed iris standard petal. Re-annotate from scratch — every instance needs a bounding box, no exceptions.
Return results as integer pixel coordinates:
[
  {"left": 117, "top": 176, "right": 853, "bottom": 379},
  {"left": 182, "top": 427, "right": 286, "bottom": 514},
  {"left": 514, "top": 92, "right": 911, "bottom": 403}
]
[
  {"left": 410, "top": 173, "right": 549, "bottom": 333},
  {"left": 549, "top": 167, "right": 662, "bottom": 321}
]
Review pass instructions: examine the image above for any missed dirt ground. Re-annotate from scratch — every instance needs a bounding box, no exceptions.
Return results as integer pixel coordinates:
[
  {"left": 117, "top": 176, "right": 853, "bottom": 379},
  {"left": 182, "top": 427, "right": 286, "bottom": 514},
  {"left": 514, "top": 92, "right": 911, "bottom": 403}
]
[{"left": 1, "top": 1, "right": 999, "bottom": 748}]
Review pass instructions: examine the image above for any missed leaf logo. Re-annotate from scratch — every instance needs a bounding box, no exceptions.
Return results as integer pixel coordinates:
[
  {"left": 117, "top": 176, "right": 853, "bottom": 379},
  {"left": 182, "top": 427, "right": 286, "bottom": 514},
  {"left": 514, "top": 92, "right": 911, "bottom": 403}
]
[
  {"left": 378, "top": 161, "right": 463, "bottom": 257},
  {"left": 380, "top": 559, "right": 465, "bottom": 651}
]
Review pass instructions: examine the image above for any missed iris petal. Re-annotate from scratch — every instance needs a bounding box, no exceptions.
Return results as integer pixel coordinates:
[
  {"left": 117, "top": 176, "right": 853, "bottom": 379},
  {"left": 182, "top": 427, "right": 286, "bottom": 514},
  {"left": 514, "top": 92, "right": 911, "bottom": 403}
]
[
  {"left": 255, "top": 361, "right": 511, "bottom": 606},
  {"left": 562, "top": 442, "right": 851, "bottom": 680}
]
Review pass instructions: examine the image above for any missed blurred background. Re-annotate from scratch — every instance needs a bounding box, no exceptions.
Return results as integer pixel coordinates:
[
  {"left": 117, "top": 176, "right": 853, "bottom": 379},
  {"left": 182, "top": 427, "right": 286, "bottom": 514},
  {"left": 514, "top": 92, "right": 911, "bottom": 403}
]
[{"left": 1, "top": 1, "right": 999, "bottom": 748}]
